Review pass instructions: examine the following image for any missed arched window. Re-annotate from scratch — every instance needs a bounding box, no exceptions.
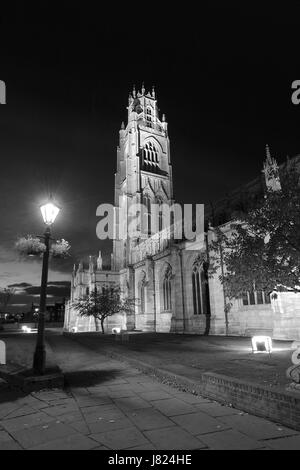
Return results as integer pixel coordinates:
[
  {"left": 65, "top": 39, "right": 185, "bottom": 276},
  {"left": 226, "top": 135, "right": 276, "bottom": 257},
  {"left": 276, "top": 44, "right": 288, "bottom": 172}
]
[
  {"left": 140, "top": 283, "right": 145, "bottom": 314},
  {"left": 242, "top": 290, "right": 271, "bottom": 306},
  {"left": 142, "top": 194, "right": 152, "bottom": 236},
  {"left": 192, "top": 264, "right": 209, "bottom": 315},
  {"left": 86, "top": 287, "right": 90, "bottom": 296},
  {"left": 139, "top": 272, "right": 146, "bottom": 314},
  {"left": 163, "top": 267, "right": 172, "bottom": 311},
  {"left": 155, "top": 197, "right": 163, "bottom": 232}
]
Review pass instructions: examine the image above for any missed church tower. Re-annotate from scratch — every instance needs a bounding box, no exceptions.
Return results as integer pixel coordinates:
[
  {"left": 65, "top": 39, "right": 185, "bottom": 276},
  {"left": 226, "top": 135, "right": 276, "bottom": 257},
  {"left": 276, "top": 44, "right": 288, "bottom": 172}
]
[{"left": 113, "top": 85, "right": 174, "bottom": 271}]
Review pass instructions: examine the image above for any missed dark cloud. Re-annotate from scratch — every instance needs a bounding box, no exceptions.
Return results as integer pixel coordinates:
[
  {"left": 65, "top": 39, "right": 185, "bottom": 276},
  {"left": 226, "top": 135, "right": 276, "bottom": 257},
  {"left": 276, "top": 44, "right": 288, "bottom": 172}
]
[
  {"left": 25, "top": 283, "right": 70, "bottom": 297},
  {"left": 8, "top": 282, "right": 32, "bottom": 288}
]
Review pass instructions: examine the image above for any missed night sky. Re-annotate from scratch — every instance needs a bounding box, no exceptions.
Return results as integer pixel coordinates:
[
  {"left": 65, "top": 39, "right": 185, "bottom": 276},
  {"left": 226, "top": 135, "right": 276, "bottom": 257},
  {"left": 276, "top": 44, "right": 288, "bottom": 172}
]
[{"left": 1, "top": 3, "right": 300, "bottom": 312}]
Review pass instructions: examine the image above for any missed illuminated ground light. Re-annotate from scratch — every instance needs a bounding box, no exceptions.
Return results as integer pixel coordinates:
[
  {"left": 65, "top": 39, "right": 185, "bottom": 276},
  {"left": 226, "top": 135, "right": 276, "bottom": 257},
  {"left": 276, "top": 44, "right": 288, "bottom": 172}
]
[
  {"left": 112, "top": 327, "right": 121, "bottom": 334},
  {"left": 251, "top": 335, "right": 272, "bottom": 354},
  {"left": 21, "top": 326, "right": 36, "bottom": 333}
]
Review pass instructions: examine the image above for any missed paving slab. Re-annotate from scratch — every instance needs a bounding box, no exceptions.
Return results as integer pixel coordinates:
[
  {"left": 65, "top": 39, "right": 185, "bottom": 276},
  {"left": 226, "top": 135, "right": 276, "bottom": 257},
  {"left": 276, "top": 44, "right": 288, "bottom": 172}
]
[
  {"left": 82, "top": 404, "right": 127, "bottom": 423},
  {"left": 88, "top": 415, "right": 133, "bottom": 434},
  {"left": 10, "top": 421, "right": 77, "bottom": 449},
  {"left": 1, "top": 411, "right": 54, "bottom": 433},
  {"left": 144, "top": 426, "right": 206, "bottom": 450},
  {"left": 198, "top": 429, "right": 265, "bottom": 450},
  {"left": 18, "top": 395, "right": 50, "bottom": 410},
  {"left": 42, "top": 401, "right": 80, "bottom": 417},
  {"left": 137, "top": 390, "right": 173, "bottom": 401},
  {"left": 0, "top": 401, "right": 24, "bottom": 420},
  {"left": 74, "top": 395, "right": 112, "bottom": 407},
  {"left": 29, "top": 433, "right": 99, "bottom": 450},
  {"left": 0, "top": 430, "right": 23, "bottom": 450},
  {"left": 57, "top": 411, "right": 83, "bottom": 424},
  {"left": 3, "top": 405, "right": 36, "bottom": 419},
  {"left": 113, "top": 396, "right": 152, "bottom": 411},
  {"left": 32, "top": 390, "right": 69, "bottom": 402},
  {"left": 195, "top": 402, "right": 243, "bottom": 417},
  {"left": 91, "top": 426, "right": 150, "bottom": 449},
  {"left": 150, "top": 398, "right": 196, "bottom": 416},
  {"left": 125, "top": 408, "right": 176, "bottom": 431},
  {"left": 219, "top": 414, "right": 300, "bottom": 440},
  {"left": 263, "top": 435, "right": 300, "bottom": 450},
  {"left": 107, "top": 390, "right": 136, "bottom": 399},
  {"left": 108, "top": 383, "right": 146, "bottom": 393},
  {"left": 171, "top": 411, "right": 229, "bottom": 435},
  {"left": 68, "top": 420, "right": 90, "bottom": 435}
]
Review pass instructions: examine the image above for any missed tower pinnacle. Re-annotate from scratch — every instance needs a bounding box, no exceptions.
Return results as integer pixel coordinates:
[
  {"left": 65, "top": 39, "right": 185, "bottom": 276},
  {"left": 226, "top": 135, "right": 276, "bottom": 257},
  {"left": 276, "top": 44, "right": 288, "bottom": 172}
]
[{"left": 263, "top": 144, "right": 281, "bottom": 192}]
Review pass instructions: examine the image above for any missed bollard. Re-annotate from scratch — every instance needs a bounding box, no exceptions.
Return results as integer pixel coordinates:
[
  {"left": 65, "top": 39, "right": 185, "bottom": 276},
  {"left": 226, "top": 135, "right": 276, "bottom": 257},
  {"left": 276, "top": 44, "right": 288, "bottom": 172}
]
[{"left": 0, "top": 340, "right": 6, "bottom": 365}]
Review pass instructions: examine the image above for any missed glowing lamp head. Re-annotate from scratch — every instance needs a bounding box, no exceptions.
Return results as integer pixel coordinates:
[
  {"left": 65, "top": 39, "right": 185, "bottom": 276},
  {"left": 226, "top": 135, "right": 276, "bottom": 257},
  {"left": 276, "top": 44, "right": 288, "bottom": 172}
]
[
  {"left": 251, "top": 336, "right": 272, "bottom": 354},
  {"left": 40, "top": 201, "right": 60, "bottom": 225}
]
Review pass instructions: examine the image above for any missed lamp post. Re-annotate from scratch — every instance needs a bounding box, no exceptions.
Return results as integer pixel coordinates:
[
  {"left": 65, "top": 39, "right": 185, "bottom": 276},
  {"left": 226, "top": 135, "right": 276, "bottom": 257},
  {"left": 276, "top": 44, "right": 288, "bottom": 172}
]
[{"left": 33, "top": 200, "right": 60, "bottom": 375}]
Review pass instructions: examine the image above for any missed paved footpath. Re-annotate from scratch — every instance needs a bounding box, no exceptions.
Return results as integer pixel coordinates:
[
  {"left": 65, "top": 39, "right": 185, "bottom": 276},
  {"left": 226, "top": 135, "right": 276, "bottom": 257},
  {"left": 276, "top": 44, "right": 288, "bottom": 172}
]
[{"left": 0, "top": 334, "right": 300, "bottom": 450}]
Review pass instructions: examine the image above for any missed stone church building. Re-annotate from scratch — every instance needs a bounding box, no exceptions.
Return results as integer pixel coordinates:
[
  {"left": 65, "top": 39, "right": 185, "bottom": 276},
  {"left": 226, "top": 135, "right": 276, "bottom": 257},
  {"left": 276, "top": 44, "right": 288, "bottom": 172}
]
[{"left": 64, "top": 86, "right": 300, "bottom": 340}]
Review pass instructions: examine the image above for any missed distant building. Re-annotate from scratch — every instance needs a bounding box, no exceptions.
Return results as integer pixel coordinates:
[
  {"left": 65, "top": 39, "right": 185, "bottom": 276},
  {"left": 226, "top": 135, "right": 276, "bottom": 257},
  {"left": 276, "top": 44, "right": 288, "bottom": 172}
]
[{"left": 28, "top": 300, "right": 65, "bottom": 323}]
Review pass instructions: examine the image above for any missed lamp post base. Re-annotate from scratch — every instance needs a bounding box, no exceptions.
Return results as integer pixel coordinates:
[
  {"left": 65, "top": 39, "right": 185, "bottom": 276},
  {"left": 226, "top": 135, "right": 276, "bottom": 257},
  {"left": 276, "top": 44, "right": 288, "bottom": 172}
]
[{"left": 33, "top": 345, "right": 46, "bottom": 375}]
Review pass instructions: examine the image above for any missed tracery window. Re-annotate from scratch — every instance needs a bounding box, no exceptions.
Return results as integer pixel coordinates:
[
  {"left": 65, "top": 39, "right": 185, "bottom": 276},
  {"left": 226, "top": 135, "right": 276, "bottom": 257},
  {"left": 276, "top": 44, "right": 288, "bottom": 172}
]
[
  {"left": 192, "top": 265, "right": 209, "bottom": 315},
  {"left": 139, "top": 272, "right": 146, "bottom": 314},
  {"left": 142, "top": 142, "right": 159, "bottom": 172},
  {"left": 142, "top": 194, "right": 152, "bottom": 236},
  {"left": 163, "top": 267, "right": 172, "bottom": 311},
  {"left": 242, "top": 290, "right": 271, "bottom": 306}
]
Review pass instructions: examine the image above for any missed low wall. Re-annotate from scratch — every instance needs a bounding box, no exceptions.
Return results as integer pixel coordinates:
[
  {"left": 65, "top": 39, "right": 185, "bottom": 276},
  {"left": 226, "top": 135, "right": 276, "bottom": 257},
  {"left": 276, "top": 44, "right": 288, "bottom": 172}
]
[{"left": 228, "top": 306, "right": 273, "bottom": 336}]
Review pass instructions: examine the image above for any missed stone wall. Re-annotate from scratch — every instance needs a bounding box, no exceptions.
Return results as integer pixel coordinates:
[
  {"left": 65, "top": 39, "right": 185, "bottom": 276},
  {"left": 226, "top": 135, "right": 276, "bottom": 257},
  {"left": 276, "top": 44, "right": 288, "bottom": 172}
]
[{"left": 272, "top": 292, "right": 300, "bottom": 340}]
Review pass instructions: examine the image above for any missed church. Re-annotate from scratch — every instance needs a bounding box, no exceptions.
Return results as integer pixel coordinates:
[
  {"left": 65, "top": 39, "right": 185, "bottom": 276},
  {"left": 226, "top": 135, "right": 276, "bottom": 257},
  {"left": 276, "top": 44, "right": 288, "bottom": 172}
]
[{"left": 64, "top": 85, "right": 300, "bottom": 341}]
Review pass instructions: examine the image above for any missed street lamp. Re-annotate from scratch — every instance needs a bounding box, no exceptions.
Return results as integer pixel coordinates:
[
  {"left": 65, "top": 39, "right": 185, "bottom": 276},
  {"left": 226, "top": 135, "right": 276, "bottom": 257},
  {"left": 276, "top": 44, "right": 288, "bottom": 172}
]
[{"left": 33, "top": 199, "right": 60, "bottom": 375}]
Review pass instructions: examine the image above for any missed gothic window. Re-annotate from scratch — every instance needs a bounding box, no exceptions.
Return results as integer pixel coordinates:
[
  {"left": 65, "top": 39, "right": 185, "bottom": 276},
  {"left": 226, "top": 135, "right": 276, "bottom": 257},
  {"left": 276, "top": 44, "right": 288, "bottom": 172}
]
[
  {"left": 139, "top": 273, "right": 146, "bottom": 314},
  {"left": 142, "top": 142, "right": 159, "bottom": 172},
  {"left": 242, "top": 291, "right": 248, "bottom": 306},
  {"left": 155, "top": 197, "right": 164, "bottom": 232},
  {"left": 140, "top": 284, "right": 145, "bottom": 314},
  {"left": 249, "top": 290, "right": 255, "bottom": 305},
  {"left": 142, "top": 194, "right": 152, "bottom": 236},
  {"left": 162, "top": 267, "right": 172, "bottom": 311},
  {"left": 159, "top": 209, "right": 163, "bottom": 232},
  {"left": 241, "top": 291, "right": 271, "bottom": 306},
  {"left": 192, "top": 265, "right": 209, "bottom": 315},
  {"left": 192, "top": 267, "right": 201, "bottom": 315},
  {"left": 256, "top": 290, "right": 263, "bottom": 304}
]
